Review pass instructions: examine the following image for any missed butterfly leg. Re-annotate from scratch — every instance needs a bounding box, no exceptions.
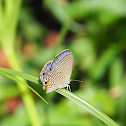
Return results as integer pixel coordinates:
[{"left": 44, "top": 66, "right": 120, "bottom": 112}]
[{"left": 67, "top": 85, "right": 71, "bottom": 92}]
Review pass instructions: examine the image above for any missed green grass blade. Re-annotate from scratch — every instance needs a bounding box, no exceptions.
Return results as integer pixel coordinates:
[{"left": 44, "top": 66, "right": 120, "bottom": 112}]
[
  {"left": 56, "top": 89, "right": 119, "bottom": 126},
  {"left": 0, "top": 67, "right": 119, "bottom": 125},
  {"left": 0, "top": 67, "right": 40, "bottom": 84},
  {"left": 0, "top": 71, "right": 48, "bottom": 104}
]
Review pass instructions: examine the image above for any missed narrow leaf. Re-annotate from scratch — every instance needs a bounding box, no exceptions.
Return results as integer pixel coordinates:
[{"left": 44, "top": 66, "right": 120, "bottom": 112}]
[
  {"left": 0, "top": 67, "right": 119, "bottom": 125},
  {"left": 56, "top": 89, "right": 119, "bottom": 126},
  {"left": 0, "top": 67, "right": 40, "bottom": 84},
  {"left": 0, "top": 71, "right": 48, "bottom": 104}
]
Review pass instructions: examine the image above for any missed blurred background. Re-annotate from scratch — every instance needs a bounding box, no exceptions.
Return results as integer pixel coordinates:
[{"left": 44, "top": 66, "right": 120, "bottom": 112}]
[{"left": 0, "top": 0, "right": 126, "bottom": 126}]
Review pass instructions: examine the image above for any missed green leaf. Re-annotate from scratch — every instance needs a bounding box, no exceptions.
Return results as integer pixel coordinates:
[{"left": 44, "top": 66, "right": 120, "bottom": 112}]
[
  {"left": 0, "top": 67, "right": 40, "bottom": 84},
  {"left": 0, "top": 67, "right": 119, "bottom": 125},
  {"left": 0, "top": 70, "right": 48, "bottom": 104},
  {"left": 56, "top": 89, "right": 119, "bottom": 126}
]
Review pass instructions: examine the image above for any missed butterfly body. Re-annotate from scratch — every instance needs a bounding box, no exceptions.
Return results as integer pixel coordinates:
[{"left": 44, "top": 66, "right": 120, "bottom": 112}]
[{"left": 40, "top": 49, "right": 73, "bottom": 93}]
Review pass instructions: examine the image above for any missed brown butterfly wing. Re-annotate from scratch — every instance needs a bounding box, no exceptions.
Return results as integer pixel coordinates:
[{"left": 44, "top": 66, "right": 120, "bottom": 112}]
[{"left": 46, "top": 52, "right": 73, "bottom": 93}]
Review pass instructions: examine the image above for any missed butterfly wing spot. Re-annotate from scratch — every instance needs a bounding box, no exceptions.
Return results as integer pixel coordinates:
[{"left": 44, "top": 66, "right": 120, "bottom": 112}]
[
  {"left": 66, "top": 66, "right": 69, "bottom": 68},
  {"left": 45, "top": 80, "right": 49, "bottom": 88}
]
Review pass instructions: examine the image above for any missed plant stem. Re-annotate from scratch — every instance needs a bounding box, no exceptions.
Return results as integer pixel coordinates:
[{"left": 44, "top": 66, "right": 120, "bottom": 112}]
[{"left": 0, "top": 0, "right": 41, "bottom": 125}]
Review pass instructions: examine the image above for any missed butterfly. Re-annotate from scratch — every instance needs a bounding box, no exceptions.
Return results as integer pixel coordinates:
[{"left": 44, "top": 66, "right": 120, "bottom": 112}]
[{"left": 40, "top": 49, "right": 73, "bottom": 93}]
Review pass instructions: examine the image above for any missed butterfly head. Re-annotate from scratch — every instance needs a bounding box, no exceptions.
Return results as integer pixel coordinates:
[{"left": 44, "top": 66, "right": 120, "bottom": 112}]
[{"left": 40, "top": 70, "right": 50, "bottom": 89}]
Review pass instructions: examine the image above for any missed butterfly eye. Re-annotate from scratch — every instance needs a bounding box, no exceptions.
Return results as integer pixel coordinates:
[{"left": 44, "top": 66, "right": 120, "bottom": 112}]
[{"left": 43, "top": 72, "right": 44, "bottom": 75}]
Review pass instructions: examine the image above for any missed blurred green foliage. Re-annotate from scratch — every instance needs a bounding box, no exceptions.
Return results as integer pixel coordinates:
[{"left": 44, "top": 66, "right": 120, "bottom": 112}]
[{"left": 0, "top": 0, "right": 126, "bottom": 126}]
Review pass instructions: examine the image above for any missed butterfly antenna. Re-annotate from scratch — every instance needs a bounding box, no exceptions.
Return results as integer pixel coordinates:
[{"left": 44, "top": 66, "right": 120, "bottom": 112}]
[{"left": 70, "top": 79, "right": 87, "bottom": 83}]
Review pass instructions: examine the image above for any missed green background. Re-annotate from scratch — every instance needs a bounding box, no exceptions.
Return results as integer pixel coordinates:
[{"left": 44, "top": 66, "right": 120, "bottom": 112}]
[{"left": 0, "top": 0, "right": 126, "bottom": 126}]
